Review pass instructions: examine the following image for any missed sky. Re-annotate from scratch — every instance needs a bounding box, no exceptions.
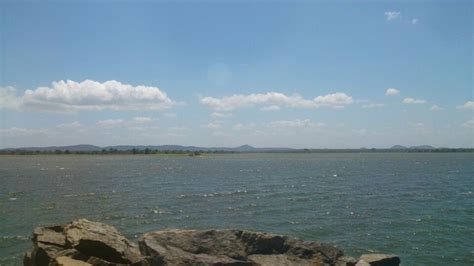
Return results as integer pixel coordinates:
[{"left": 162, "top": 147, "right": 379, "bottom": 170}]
[{"left": 0, "top": 1, "right": 472, "bottom": 148}]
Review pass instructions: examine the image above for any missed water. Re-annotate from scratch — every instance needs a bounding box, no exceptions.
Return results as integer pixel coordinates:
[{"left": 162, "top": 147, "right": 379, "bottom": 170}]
[{"left": 0, "top": 153, "right": 473, "bottom": 265}]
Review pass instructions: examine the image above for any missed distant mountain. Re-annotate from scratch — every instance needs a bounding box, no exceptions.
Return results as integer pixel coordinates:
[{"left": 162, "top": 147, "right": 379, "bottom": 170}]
[
  {"left": 390, "top": 145, "right": 407, "bottom": 149},
  {"left": 409, "top": 145, "right": 435, "bottom": 149},
  {"left": 3, "top": 144, "right": 293, "bottom": 152},
  {"left": 3, "top": 144, "right": 450, "bottom": 153},
  {"left": 2, "top": 144, "right": 102, "bottom": 152}
]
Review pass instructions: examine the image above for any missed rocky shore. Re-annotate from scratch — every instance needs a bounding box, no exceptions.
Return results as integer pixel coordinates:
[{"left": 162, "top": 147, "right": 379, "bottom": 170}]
[{"left": 24, "top": 219, "right": 400, "bottom": 266}]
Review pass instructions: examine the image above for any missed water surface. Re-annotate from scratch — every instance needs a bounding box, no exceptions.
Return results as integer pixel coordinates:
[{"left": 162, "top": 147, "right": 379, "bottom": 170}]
[{"left": 0, "top": 153, "right": 473, "bottom": 265}]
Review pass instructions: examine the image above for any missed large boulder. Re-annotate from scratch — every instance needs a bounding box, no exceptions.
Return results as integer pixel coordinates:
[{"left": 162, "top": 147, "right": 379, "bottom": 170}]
[
  {"left": 139, "top": 229, "right": 350, "bottom": 265},
  {"left": 24, "top": 219, "right": 148, "bottom": 266}
]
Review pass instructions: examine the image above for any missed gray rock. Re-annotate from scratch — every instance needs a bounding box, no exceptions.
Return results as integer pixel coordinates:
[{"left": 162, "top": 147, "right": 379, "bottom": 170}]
[
  {"left": 24, "top": 219, "right": 148, "bottom": 266},
  {"left": 64, "top": 219, "right": 145, "bottom": 265},
  {"left": 357, "top": 254, "right": 400, "bottom": 266},
  {"left": 24, "top": 219, "right": 401, "bottom": 266},
  {"left": 139, "top": 229, "right": 343, "bottom": 265}
]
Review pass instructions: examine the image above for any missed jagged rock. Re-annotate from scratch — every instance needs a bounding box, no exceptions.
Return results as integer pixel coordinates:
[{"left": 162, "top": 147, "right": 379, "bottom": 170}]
[
  {"left": 357, "top": 254, "right": 400, "bottom": 266},
  {"left": 64, "top": 219, "right": 145, "bottom": 264},
  {"left": 24, "top": 219, "right": 148, "bottom": 266},
  {"left": 25, "top": 219, "right": 400, "bottom": 266},
  {"left": 139, "top": 229, "right": 344, "bottom": 265}
]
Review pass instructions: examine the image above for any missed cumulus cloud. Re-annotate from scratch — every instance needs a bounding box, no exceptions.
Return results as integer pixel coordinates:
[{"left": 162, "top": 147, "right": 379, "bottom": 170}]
[
  {"left": 384, "top": 11, "right": 401, "bottom": 21},
  {"left": 362, "top": 103, "right": 385, "bottom": 109},
  {"left": 461, "top": 119, "right": 474, "bottom": 129},
  {"left": 133, "top": 116, "right": 152, "bottom": 123},
  {"left": 211, "top": 112, "right": 232, "bottom": 118},
  {"left": 403, "top": 97, "right": 427, "bottom": 104},
  {"left": 0, "top": 80, "right": 177, "bottom": 112},
  {"left": 385, "top": 88, "right": 400, "bottom": 96},
  {"left": 162, "top": 112, "right": 177, "bottom": 118},
  {"left": 96, "top": 119, "right": 125, "bottom": 126},
  {"left": 200, "top": 92, "right": 353, "bottom": 111},
  {"left": 429, "top": 105, "right": 444, "bottom": 111},
  {"left": 353, "top": 129, "right": 368, "bottom": 136},
  {"left": 457, "top": 101, "right": 474, "bottom": 110},
  {"left": 0, "top": 127, "right": 48, "bottom": 136},
  {"left": 232, "top": 123, "right": 256, "bottom": 130},
  {"left": 202, "top": 121, "right": 222, "bottom": 129},
  {"left": 260, "top": 105, "right": 281, "bottom": 112},
  {"left": 0, "top": 86, "right": 21, "bottom": 110},
  {"left": 266, "top": 119, "right": 323, "bottom": 128},
  {"left": 408, "top": 122, "right": 424, "bottom": 127},
  {"left": 411, "top": 18, "right": 419, "bottom": 25},
  {"left": 57, "top": 121, "right": 84, "bottom": 129}
]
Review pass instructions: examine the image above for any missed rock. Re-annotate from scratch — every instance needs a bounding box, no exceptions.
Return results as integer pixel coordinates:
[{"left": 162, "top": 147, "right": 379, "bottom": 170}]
[
  {"left": 25, "top": 219, "right": 401, "bottom": 266},
  {"left": 139, "top": 229, "right": 344, "bottom": 265},
  {"left": 24, "top": 219, "right": 148, "bottom": 266},
  {"left": 357, "top": 254, "right": 400, "bottom": 266},
  {"left": 64, "top": 219, "right": 145, "bottom": 264},
  {"left": 335, "top": 255, "right": 358, "bottom": 266},
  {"left": 54, "top": 256, "right": 92, "bottom": 266}
]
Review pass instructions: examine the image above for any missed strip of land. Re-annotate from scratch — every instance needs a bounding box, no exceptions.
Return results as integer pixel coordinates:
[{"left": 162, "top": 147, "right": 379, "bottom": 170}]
[{"left": 1, "top": 144, "right": 472, "bottom": 155}]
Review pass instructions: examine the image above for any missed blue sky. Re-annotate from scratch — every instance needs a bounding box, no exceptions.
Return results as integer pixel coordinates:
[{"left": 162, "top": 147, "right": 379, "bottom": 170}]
[{"left": 0, "top": 1, "right": 472, "bottom": 148}]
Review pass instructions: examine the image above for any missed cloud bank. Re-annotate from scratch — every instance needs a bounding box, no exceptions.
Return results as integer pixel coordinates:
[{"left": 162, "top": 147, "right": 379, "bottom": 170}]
[
  {"left": 200, "top": 92, "right": 353, "bottom": 111},
  {"left": 0, "top": 80, "right": 176, "bottom": 112}
]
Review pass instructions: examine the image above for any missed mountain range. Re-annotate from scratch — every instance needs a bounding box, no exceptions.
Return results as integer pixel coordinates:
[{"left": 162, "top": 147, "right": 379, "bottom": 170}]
[
  {"left": 1, "top": 144, "right": 293, "bottom": 152},
  {"left": 0, "top": 144, "right": 446, "bottom": 152}
]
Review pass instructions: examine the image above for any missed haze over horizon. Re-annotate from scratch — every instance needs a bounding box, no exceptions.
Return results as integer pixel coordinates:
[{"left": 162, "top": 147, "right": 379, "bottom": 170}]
[{"left": 1, "top": 1, "right": 473, "bottom": 149}]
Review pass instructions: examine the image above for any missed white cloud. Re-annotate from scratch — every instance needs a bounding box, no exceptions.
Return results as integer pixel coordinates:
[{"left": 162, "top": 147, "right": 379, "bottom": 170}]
[
  {"left": 96, "top": 119, "right": 125, "bottom": 126},
  {"left": 211, "top": 112, "right": 232, "bottom": 118},
  {"left": 0, "top": 80, "right": 177, "bottom": 112},
  {"left": 266, "top": 119, "right": 322, "bottom": 128},
  {"left": 211, "top": 131, "right": 227, "bottom": 137},
  {"left": 353, "top": 129, "right": 368, "bottom": 136},
  {"left": 403, "top": 97, "right": 427, "bottom": 104},
  {"left": 461, "top": 119, "right": 474, "bottom": 129},
  {"left": 0, "top": 86, "right": 21, "bottom": 110},
  {"left": 362, "top": 103, "right": 385, "bottom": 109},
  {"left": 200, "top": 92, "right": 353, "bottom": 111},
  {"left": 163, "top": 112, "right": 177, "bottom": 118},
  {"left": 0, "top": 127, "right": 48, "bottom": 136},
  {"left": 133, "top": 116, "right": 152, "bottom": 123},
  {"left": 408, "top": 122, "right": 424, "bottom": 127},
  {"left": 457, "top": 101, "right": 474, "bottom": 110},
  {"left": 385, "top": 88, "right": 400, "bottom": 96},
  {"left": 57, "top": 121, "right": 84, "bottom": 129},
  {"left": 232, "top": 123, "right": 256, "bottom": 130},
  {"left": 411, "top": 18, "right": 418, "bottom": 25},
  {"left": 202, "top": 122, "right": 222, "bottom": 129},
  {"left": 430, "top": 105, "right": 444, "bottom": 111},
  {"left": 384, "top": 11, "right": 401, "bottom": 21},
  {"left": 260, "top": 105, "right": 281, "bottom": 111}
]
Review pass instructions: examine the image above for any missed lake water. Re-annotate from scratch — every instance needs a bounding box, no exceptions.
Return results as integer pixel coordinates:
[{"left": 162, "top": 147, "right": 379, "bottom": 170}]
[{"left": 0, "top": 153, "right": 473, "bottom": 265}]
